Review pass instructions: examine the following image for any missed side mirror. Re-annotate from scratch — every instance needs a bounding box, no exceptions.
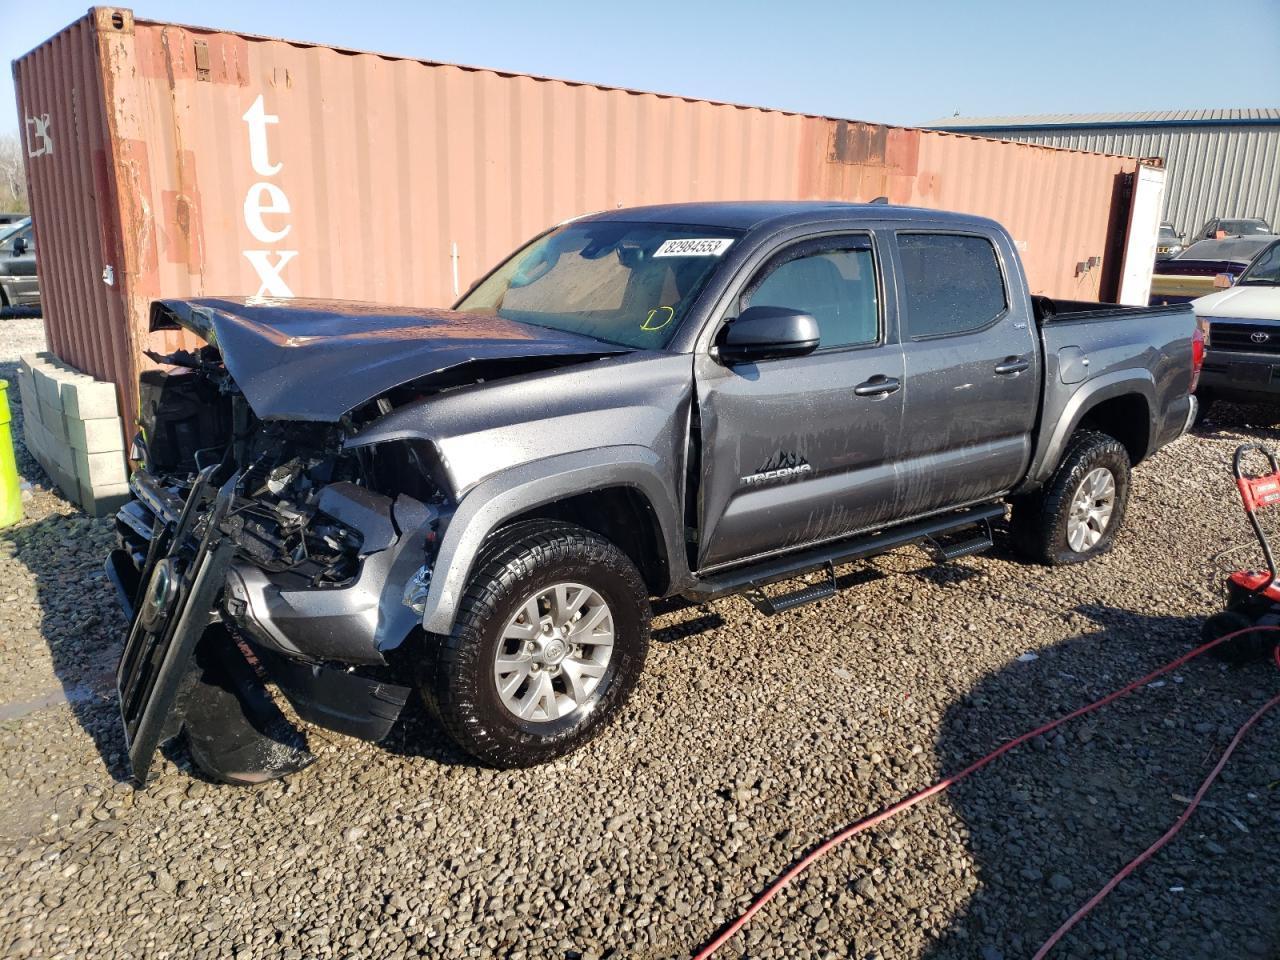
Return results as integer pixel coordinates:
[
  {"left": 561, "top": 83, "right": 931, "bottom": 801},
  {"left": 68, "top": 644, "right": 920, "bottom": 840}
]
[
  {"left": 716, "top": 305, "right": 820, "bottom": 364},
  {"left": 11, "top": 237, "right": 26, "bottom": 256}
]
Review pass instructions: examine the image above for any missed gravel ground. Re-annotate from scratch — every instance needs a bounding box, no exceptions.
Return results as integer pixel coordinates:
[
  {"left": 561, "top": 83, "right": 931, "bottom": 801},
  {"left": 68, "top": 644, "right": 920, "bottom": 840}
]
[{"left": 1, "top": 318, "right": 1277, "bottom": 959}]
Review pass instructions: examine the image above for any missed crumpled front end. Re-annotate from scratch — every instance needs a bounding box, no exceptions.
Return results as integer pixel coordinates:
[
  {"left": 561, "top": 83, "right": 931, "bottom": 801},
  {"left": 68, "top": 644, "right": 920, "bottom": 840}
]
[{"left": 108, "top": 329, "right": 455, "bottom": 785}]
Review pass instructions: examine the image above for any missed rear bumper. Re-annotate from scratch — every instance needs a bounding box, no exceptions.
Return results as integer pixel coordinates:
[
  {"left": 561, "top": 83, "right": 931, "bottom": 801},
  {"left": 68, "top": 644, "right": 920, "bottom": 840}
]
[{"left": 1179, "top": 395, "right": 1199, "bottom": 437}]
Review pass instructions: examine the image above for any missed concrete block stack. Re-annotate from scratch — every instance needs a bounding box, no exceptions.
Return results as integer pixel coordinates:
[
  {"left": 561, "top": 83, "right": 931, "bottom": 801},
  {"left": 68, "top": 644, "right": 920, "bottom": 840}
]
[{"left": 16, "top": 353, "right": 131, "bottom": 518}]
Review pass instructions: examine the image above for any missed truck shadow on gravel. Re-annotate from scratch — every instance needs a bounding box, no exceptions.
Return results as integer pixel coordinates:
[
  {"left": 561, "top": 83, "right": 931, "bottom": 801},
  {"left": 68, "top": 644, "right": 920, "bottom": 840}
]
[{"left": 922, "top": 604, "right": 1280, "bottom": 960}]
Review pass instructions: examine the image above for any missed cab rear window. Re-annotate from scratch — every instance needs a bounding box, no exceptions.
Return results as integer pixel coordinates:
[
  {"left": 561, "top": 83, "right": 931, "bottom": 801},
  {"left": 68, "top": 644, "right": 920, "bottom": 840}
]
[{"left": 897, "top": 233, "right": 1007, "bottom": 339}]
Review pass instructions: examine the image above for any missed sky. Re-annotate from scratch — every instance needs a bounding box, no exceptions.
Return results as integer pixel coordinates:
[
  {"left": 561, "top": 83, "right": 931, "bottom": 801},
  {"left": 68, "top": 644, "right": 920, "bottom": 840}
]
[{"left": 6, "top": 0, "right": 1280, "bottom": 139}]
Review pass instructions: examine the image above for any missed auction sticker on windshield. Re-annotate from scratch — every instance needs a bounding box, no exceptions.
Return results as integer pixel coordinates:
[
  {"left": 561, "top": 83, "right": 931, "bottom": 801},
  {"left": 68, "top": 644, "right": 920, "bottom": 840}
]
[{"left": 653, "top": 238, "right": 735, "bottom": 257}]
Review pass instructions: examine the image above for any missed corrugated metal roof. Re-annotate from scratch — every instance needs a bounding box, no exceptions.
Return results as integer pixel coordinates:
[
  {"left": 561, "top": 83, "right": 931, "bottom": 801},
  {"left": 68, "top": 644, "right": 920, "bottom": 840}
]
[
  {"left": 930, "top": 108, "right": 1280, "bottom": 128},
  {"left": 926, "top": 125, "right": 1280, "bottom": 245}
]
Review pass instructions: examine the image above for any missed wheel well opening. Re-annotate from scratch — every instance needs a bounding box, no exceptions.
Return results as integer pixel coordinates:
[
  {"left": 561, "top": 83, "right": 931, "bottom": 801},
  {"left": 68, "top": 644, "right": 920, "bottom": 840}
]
[
  {"left": 1078, "top": 395, "right": 1151, "bottom": 464},
  {"left": 506, "top": 487, "right": 670, "bottom": 596}
]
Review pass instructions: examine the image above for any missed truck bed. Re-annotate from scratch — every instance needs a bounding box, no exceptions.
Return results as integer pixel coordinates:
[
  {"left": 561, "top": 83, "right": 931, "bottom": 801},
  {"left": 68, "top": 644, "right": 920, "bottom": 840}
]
[{"left": 1022, "top": 296, "right": 1197, "bottom": 490}]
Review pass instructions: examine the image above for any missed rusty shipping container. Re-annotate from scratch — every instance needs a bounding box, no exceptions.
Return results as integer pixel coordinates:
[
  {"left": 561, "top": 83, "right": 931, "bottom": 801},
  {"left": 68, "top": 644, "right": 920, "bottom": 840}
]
[{"left": 16, "top": 7, "right": 1159, "bottom": 433}]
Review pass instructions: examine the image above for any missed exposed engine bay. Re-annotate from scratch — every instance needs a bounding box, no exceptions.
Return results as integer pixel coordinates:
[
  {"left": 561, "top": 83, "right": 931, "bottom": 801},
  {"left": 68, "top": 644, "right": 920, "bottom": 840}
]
[
  {"left": 108, "top": 296, "right": 636, "bottom": 785},
  {"left": 129, "top": 347, "right": 441, "bottom": 593}
]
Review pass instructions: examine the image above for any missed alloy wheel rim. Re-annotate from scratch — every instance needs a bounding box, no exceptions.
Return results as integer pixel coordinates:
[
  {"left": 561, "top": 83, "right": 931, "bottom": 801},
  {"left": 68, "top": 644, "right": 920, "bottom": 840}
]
[
  {"left": 494, "top": 583, "right": 615, "bottom": 722},
  {"left": 1067, "top": 467, "right": 1116, "bottom": 552}
]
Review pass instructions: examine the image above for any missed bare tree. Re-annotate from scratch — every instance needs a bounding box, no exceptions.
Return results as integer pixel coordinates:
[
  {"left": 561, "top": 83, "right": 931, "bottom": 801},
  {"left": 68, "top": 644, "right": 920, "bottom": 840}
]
[{"left": 0, "top": 132, "right": 30, "bottom": 214}]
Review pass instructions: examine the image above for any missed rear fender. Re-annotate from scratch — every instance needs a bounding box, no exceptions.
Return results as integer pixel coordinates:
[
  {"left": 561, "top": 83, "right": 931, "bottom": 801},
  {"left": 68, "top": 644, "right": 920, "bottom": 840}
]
[{"left": 1025, "top": 371, "right": 1157, "bottom": 488}]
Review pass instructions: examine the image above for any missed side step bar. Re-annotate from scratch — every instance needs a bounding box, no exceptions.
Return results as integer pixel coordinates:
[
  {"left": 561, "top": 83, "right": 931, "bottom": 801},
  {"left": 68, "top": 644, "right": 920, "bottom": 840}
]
[
  {"left": 925, "top": 518, "right": 995, "bottom": 563},
  {"left": 690, "top": 503, "right": 1005, "bottom": 612},
  {"left": 745, "top": 562, "right": 838, "bottom": 616}
]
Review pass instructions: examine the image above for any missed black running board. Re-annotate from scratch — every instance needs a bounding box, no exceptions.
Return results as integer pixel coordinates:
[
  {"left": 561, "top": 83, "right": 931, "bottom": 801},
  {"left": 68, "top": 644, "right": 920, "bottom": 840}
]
[
  {"left": 689, "top": 503, "right": 1006, "bottom": 604},
  {"left": 745, "top": 562, "right": 838, "bottom": 616},
  {"left": 924, "top": 518, "right": 995, "bottom": 562}
]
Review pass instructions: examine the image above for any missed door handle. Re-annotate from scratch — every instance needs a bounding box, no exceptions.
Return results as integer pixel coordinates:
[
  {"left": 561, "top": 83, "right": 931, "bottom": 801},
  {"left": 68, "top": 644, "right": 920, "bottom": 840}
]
[
  {"left": 853, "top": 375, "right": 901, "bottom": 398},
  {"left": 994, "top": 356, "right": 1030, "bottom": 375}
]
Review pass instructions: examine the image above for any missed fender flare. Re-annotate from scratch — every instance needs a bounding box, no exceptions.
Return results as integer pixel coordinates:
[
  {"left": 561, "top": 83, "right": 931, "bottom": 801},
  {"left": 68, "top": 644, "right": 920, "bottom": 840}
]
[
  {"left": 419, "top": 446, "right": 685, "bottom": 635},
  {"left": 1027, "top": 370, "right": 1157, "bottom": 487}
]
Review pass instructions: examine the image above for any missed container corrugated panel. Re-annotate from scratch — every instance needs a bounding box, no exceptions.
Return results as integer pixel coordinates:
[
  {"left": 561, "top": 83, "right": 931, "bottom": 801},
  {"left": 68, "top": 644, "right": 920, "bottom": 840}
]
[
  {"left": 938, "top": 124, "right": 1280, "bottom": 241},
  {"left": 14, "top": 12, "right": 140, "bottom": 411},
  {"left": 16, "top": 8, "right": 1148, "bottom": 433}
]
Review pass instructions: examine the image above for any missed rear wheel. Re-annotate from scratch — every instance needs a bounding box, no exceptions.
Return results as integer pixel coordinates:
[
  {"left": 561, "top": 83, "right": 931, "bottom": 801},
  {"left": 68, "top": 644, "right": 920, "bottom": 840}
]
[
  {"left": 422, "top": 520, "right": 651, "bottom": 767},
  {"left": 1010, "top": 430, "right": 1131, "bottom": 565}
]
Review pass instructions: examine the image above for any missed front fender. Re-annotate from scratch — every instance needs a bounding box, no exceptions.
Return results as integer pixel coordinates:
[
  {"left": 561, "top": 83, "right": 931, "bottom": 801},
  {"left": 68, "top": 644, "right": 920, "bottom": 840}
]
[
  {"left": 419, "top": 446, "right": 686, "bottom": 635},
  {"left": 1025, "top": 369, "right": 1157, "bottom": 488}
]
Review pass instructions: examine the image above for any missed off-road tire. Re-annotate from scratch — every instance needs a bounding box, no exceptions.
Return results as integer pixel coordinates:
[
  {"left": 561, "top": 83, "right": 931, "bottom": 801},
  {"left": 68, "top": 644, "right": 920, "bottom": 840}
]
[
  {"left": 421, "top": 519, "right": 650, "bottom": 767},
  {"left": 1009, "top": 430, "right": 1131, "bottom": 566}
]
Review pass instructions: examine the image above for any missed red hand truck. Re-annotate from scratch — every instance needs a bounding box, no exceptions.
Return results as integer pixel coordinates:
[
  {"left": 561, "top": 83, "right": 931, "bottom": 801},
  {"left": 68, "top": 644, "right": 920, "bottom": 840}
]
[{"left": 1202, "top": 444, "right": 1280, "bottom": 661}]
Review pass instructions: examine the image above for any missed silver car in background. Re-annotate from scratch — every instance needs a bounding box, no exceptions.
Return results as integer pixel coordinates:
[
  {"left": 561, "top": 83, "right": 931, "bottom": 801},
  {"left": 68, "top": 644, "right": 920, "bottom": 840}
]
[{"left": 0, "top": 217, "right": 39, "bottom": 310}]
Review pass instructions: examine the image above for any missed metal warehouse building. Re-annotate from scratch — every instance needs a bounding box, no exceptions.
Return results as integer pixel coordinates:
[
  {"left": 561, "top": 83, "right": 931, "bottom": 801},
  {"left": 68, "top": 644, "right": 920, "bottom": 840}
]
[{"left": 929, "top": 109, "right": 1280, "bottom": 241}]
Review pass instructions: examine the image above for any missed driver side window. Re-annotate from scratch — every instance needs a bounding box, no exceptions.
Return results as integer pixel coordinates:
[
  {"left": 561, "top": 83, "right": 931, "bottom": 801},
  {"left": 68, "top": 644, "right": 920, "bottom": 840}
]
[{"left": 743, "top": 240, "right": 880, "bottom": 350}]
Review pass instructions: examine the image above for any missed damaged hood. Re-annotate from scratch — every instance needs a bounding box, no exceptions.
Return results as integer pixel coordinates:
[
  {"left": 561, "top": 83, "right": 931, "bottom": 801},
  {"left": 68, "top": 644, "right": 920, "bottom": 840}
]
[{"left": 152, "top": 297, "right": 630, "bottom": 421}]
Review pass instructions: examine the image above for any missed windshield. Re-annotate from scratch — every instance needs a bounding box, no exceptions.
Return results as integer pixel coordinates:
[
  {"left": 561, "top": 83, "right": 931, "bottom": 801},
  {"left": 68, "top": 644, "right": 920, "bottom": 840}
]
[
  {"left": 1158, "top": 226, "right": 1178, "bottom": 242},
  {"left": 1212, "top": 219, "right": 1270, "bottom": 237},
  {"left": 456, "top": 221, "right": 741, "bottom": 349},
  {"left": 1238, "top": 241, "right": 1280, "bottom": 285},
  {"left": 1178, "top": 237, "right": 1275, "bottom": 263}
]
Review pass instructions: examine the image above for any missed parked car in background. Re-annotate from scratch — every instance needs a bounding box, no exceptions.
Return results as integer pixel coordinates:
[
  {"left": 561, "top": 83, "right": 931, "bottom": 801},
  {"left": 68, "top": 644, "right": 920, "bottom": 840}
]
[
  {"left": 1150, "top": 234, "right": 1278, "bottom": 304},
  {"left": 0, "top": 217, "right": 40, "bottom": 309},
  {"left": 0, "top": 212, "right": 29, "bottom": 226},
  {"left": 1156, "top": 222, "right": 1185, "bottom": 261},
  {"left": 106, "top": 202, "right": 1200, "bottom": 784},
  {"left": 1195, "top": 217, "right": 1272, "bottom": 241},
  {"left": 1190, "top": 236, "right": 1280, "bottom": 413}
]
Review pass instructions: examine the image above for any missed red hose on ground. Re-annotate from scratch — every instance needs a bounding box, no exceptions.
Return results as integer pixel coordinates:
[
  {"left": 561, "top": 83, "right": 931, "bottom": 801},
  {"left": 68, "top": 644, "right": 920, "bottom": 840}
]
[
  {"left": 691, "top": 627, "right": 1280, "bottom": 960},
  {"left": 1032, "top": 643, "right": 1280, "bottom": 959}
]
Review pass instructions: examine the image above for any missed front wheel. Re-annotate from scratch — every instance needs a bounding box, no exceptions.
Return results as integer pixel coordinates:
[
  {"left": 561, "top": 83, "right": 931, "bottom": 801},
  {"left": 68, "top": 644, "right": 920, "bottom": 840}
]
[
  {"left": 422, "top": 520, "right": 651, "bottom": 767},
  {"left": 1010, "top": 430, "right": 1132, "bottom": 566}
]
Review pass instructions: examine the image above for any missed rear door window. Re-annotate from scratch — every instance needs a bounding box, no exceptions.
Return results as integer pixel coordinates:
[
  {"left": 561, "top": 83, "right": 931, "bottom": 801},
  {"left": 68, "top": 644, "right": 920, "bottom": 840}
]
[{"left": 897, "top": 233, "right": 1007, "bottom": 339}]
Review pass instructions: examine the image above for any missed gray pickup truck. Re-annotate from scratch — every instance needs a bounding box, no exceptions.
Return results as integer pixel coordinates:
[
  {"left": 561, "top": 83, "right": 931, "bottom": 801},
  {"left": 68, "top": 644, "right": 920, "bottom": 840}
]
[{"left": 108, "top": 202, "right": 1200, "bottom": 784}]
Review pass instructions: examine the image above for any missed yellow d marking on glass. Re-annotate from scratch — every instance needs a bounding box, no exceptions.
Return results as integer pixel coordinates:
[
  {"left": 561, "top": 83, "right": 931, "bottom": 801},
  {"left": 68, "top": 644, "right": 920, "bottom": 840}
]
[{"left": 641, "top": 305, "right": 675, "bottom": 332}]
